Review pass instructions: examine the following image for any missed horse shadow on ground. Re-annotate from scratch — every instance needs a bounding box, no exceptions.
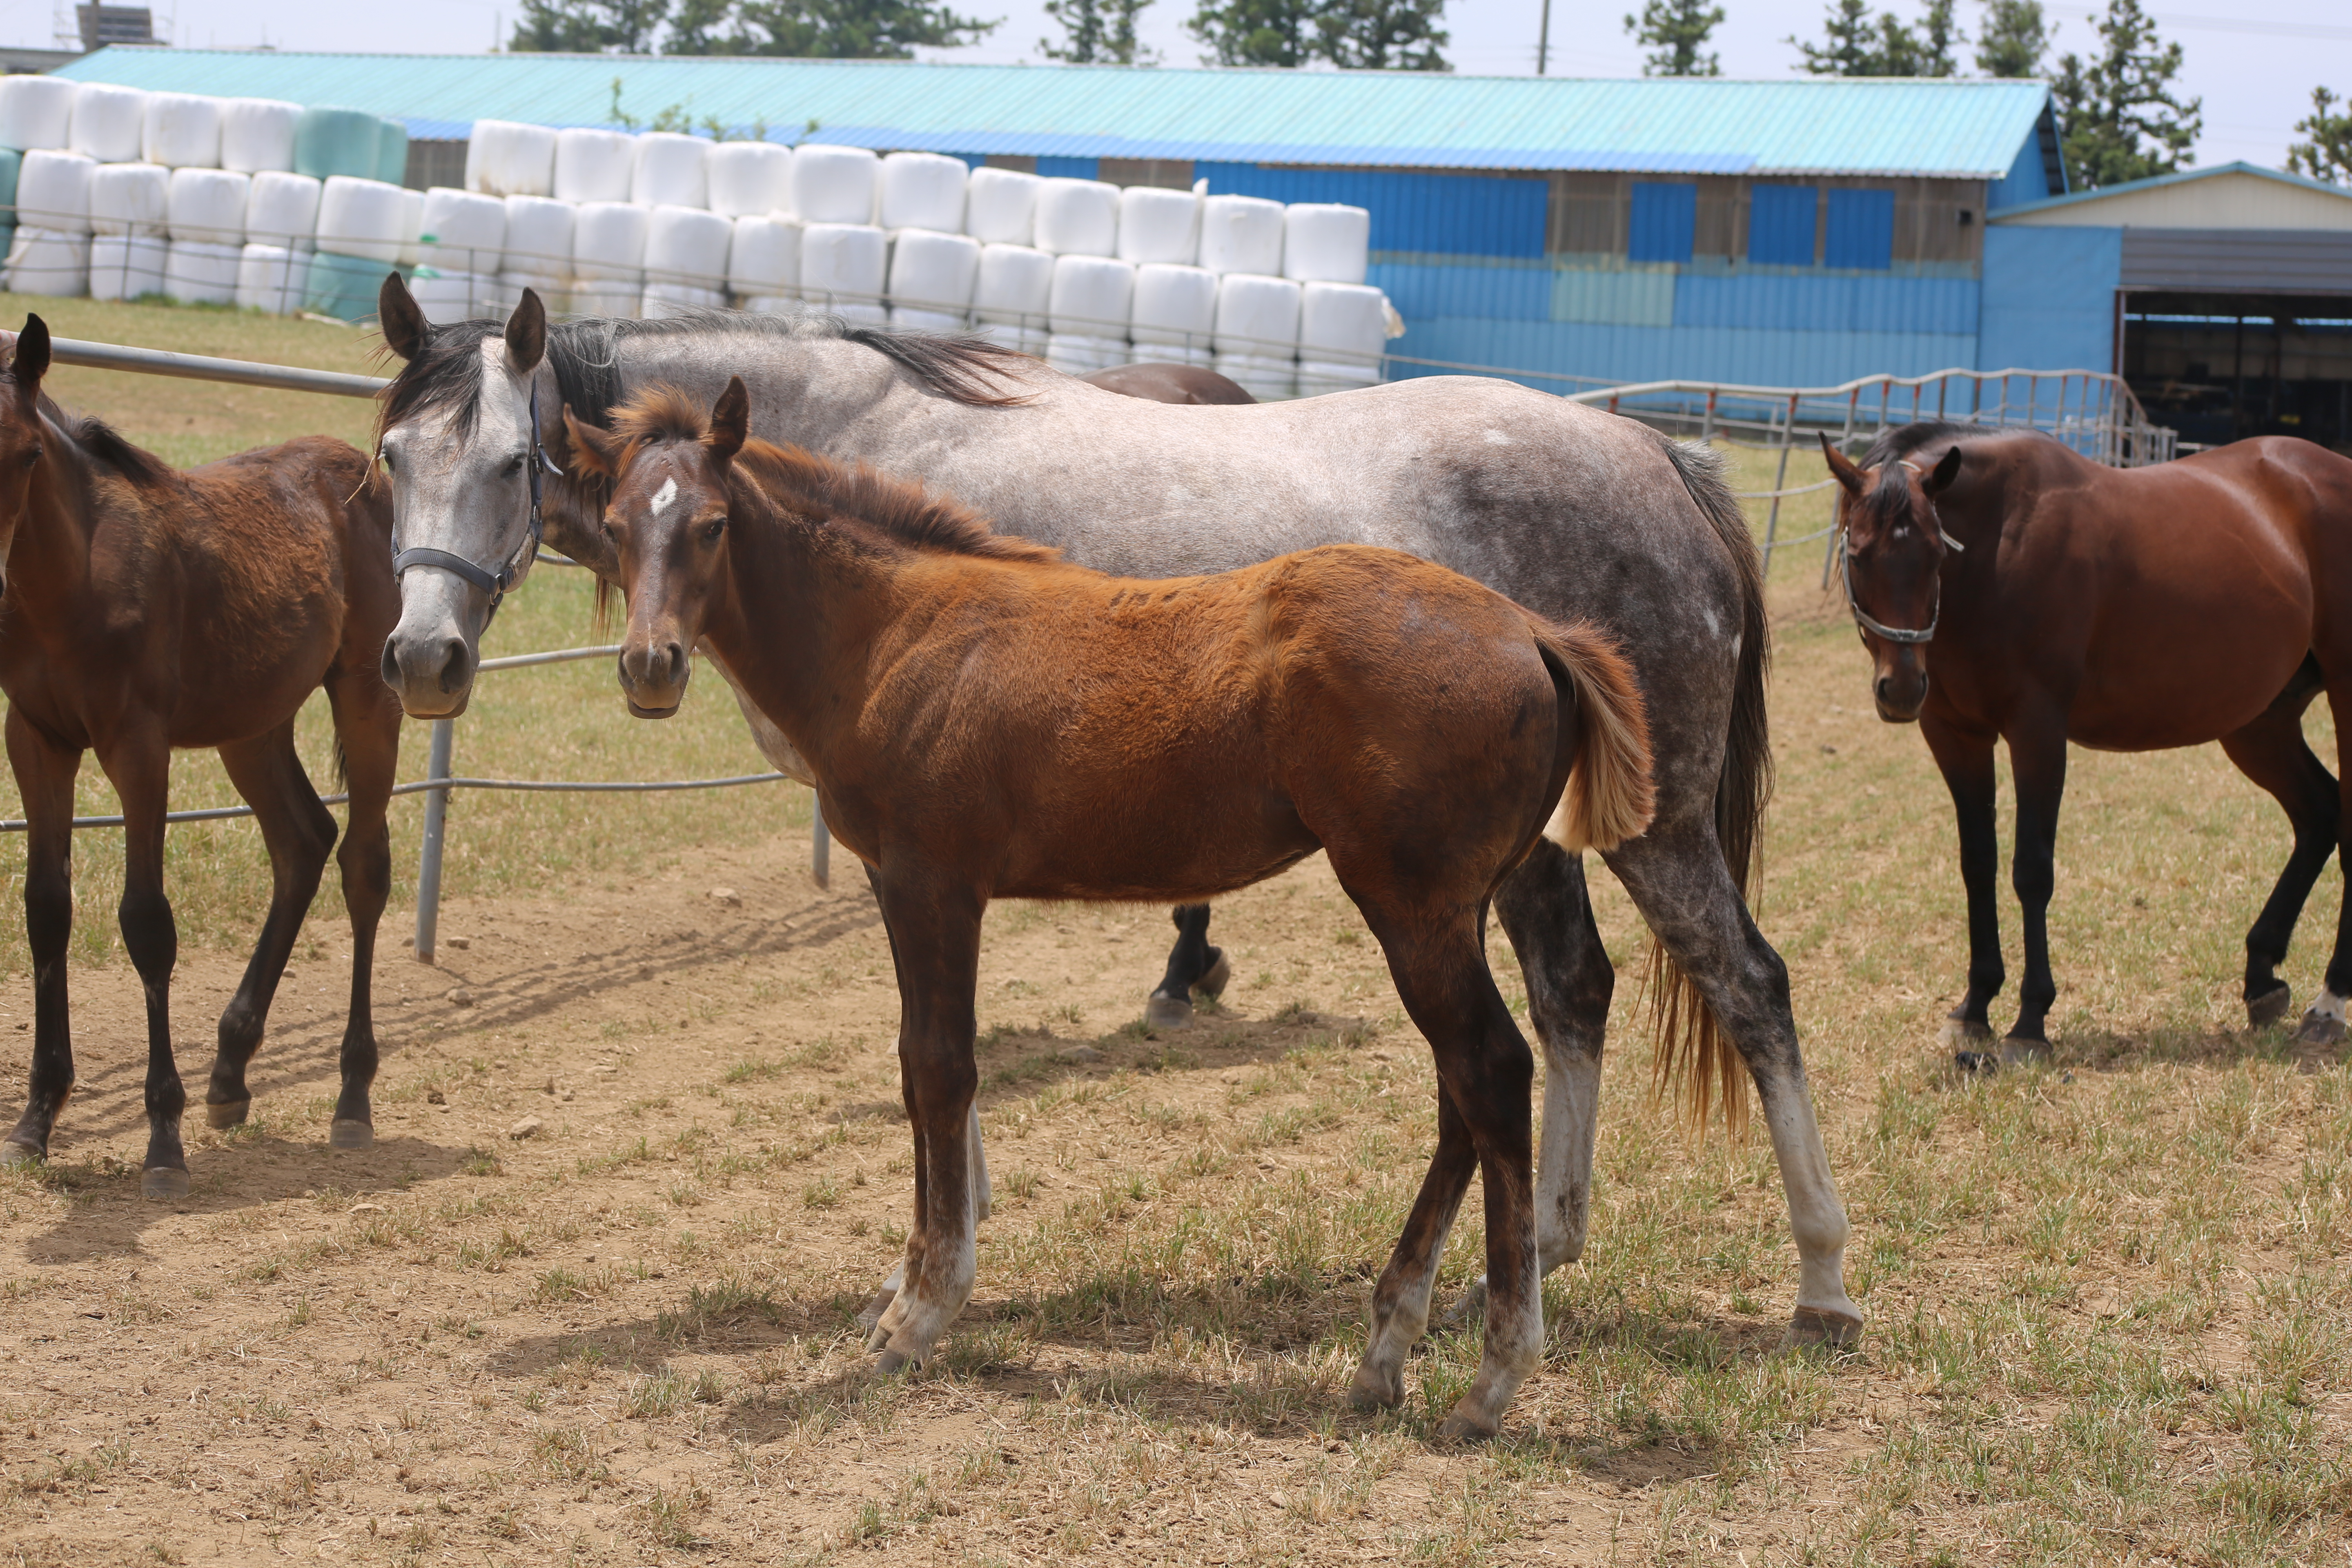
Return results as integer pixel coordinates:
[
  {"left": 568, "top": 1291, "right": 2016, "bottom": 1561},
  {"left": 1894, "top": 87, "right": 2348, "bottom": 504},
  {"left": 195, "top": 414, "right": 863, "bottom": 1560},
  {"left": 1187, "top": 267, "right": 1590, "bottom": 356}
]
[{"left": 1939, "top": 1022, "right": 2347, "bottom": 1079}]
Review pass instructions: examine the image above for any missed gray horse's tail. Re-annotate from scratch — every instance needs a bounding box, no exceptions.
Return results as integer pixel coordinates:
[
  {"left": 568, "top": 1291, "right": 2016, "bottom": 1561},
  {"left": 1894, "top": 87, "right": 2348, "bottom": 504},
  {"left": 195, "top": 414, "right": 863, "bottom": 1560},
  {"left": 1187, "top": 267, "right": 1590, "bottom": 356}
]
[{"left": 1646, "top": 433, "right": 1773, "bottom": 1135}]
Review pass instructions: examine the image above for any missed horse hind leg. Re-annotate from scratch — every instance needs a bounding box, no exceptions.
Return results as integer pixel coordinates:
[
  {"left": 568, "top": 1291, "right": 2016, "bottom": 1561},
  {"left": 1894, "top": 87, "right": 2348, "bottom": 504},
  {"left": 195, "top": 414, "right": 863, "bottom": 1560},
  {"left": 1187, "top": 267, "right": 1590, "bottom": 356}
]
[
  {"left": 2, "top": 714, "right": 84, "bottom": 1165},
  {"left": 2216, "top": 673, "right": 2335, "bottom": 1031},
  {"left": 1145, "top": 904, "right": 1228, "bottom": 1029},
  {"left": 2294, "top": 677, "right": 2352, "bottom": 1047}
]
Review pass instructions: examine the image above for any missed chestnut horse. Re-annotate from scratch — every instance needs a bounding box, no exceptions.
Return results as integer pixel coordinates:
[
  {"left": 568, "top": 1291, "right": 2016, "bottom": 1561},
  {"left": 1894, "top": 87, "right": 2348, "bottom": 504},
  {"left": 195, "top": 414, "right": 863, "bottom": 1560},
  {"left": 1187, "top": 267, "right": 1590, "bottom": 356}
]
[
  {"left": 1824, "top": 424, "right": 2352, "bottom": 1064},
  {"left": 0, "top": 315, "right": 403, "bottom": 1195},
  {"left": 570, "top": 378, "right": 1656, "bottom": 1437},
  {"left": 1079, "top": 362, "right": 1256, "bottom": 406}
]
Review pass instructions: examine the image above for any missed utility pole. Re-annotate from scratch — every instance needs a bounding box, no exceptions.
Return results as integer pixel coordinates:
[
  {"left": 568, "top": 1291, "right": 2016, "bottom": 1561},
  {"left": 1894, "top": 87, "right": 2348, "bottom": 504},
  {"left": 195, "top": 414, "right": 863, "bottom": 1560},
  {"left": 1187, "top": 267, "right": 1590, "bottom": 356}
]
[{"left": 1537, "top": 0, "right": 1552, "bottom": 74}]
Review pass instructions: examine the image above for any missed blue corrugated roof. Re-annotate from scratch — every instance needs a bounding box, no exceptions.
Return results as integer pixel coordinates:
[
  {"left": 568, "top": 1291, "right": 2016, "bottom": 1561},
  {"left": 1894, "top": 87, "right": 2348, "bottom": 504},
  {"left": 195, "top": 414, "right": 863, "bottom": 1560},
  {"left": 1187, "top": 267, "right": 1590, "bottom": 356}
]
[{"left": 55, "top": 49, "right": 2051, "bottom": 178}]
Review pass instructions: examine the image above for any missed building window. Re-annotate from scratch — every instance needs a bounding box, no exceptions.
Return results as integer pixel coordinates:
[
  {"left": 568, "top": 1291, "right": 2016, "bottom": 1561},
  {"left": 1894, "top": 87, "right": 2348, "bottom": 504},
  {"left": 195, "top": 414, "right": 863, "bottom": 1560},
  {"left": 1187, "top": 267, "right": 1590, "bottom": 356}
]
[
  {"left": 1825, "top": 188, "right": 1895, "bottom": 269},
  {"left": 1628, "top": 182, "right": 1696, "bottom": 264},
  {"left": 1748, "top": 185, "right": 1817, "bottom": 266}
]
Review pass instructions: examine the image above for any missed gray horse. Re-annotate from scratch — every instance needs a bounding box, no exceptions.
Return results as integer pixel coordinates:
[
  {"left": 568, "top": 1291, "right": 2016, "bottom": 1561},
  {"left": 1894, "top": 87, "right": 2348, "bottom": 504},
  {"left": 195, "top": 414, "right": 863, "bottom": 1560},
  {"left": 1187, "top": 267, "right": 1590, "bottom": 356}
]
[{"left": 370, "top": 279, "right": 1860, "bottom": 1396}]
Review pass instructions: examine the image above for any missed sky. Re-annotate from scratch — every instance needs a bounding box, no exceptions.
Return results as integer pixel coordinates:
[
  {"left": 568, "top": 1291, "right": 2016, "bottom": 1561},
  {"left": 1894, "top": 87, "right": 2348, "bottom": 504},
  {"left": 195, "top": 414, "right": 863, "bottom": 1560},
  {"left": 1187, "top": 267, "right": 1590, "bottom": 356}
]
[{"left": 4, "top": 0, "right": 2345, "bottom": 171}]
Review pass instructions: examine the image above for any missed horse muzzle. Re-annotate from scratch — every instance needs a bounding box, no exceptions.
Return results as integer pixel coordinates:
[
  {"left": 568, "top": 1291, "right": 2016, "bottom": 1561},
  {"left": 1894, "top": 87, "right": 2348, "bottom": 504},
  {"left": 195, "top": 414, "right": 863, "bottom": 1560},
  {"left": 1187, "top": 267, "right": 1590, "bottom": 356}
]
[
  {"left": 381, "top": 627, "right": 477, "bottom": 719},
  {"left": 618, "top": 636, "right": 690, "bottom": 719},
  {"left": 1872, "top": 665, "right": 1929, "bottom": 724}
]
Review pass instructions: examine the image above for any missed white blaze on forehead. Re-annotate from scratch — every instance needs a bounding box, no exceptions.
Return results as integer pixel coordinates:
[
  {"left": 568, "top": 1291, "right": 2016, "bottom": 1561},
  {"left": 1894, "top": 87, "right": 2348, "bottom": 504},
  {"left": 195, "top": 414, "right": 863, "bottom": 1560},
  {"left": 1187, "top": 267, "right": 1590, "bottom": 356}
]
[{"left": 650, "top": 476, "right": 679, "bottom": 517}]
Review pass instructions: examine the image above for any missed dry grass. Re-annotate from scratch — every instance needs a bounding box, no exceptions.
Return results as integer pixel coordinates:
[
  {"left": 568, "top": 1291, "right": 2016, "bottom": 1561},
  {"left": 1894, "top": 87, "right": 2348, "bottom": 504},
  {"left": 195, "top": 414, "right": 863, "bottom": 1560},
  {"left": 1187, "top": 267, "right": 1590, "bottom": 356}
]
[{"left": 0, "top": 297, "right": 2345, "bottom": 1564}]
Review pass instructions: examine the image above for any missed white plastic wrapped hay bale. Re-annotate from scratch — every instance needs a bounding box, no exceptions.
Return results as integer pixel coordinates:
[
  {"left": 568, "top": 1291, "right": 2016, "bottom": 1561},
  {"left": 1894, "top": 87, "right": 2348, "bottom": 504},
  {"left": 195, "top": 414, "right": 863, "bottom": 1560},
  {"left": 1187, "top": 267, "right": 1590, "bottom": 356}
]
[
  {"left": 1116, "top": 186, "right": 1199, "bottom": 266},
  {"left": 963, "top": 167, "right": 1040, "bottom": 246},
  {"left": 728, "top": 214, "right": 799, "bottom": 302},
  {"left": 220, "top": 99, "right": 301, "bottom": 174},
  {"left": 887, "top": 228, "right": 978, "bottom": 316},
  {"left": 68, "top": 83, "right": 147, "bottom": 163},
  {"left": 973, "top": 242, "right": 1051, "bottom": 352},
  {"left": 0, "top": 76, "right": 78, "bottom": 153},
  {"left": 1282, "top": 204, "right": 1370, "bottom": 286},
  {"left": 235, "top": 243, "right": 310, "bottom": 314},
  {"left": 398, "top": 187, "right": 425, "bottom": 268},
  {"left": 314, "top": 176, "right": 408, "bottom": 265},
  {"left": 245, "top": 170, "right": 322, "bottom": 251},
  {"left": 17, "top": 149, "right": 95, "bottom": 234},
  {"left": 707, "top": 140, "right": 792, "bottom": 218},
  {"left": 89, "top": 163, "right": 169, "bottom": 238},
  {"left": 4, "top": 229, "right": 89, "bottom": 296},
  {"left": 644, "top": 282, "right": 728, "bottom": 318},
  {"left": 631, "top": 131, "right": 708, "bottom": 209},
  {"left": 1213, "top": 271, "right": 1301, "bottom": 357},
  {"left": 419, "top": 187, "right": 506, "bottom": 276},
  {"left": 1049, "top": 253, "right": 1134, "bottom": 339},
  {"left": 90, "top": 234, "right": 167, "bottom": 301},
  {"left": 412, "top": 270, "right": 494, "bottom": 324},
  {"left": 466, "top": 120, "right": 559, "bottom": 198},
  {"left": 800, "top": 221, "right": 885, "bottom": 318},
  {"left": 164, "top": 240, "right": 241, "bottom": 305},
  {"left": 1130, "top": 263, "right": 1216, "bottom": 361},
  {"left": 572, "top": 279, "right": 643, "bottom": 319},
  {"left": 553, "top": 127, "right": 637, "bottom": 205},
  {"left": 501, "top": 194, "right": 574, "bottom": 277},
  {"left": 573, "top": 199, "right": 648, "bottom": 279},
  {"left": 792, "top": 145, "right": 878, "bottom": 225},
  {"left": 493, "top": 270, "right": 569, "bottom": 317},
  {"left": 1033, "top": 178, "right": 1117, "bottom": 257},
  {"left": 1045, "top": 334, "right": 1125, "bottom": 374},
  {"left": 167, "top": 167, "right": 249, "bottom": 246},
  {"left": 1198, "top": 194, "right": 1284, "bottom": 277},
  {"left": 1213, "top": 354, "right": 1295, "bottom": 399},
  {"left": 644, "top": 204, "right": 731, "bottom": 290},
  {"left": 1296, "top": 281, "right": 1388, "bottom": 388},
  {"left": 879, "top": 151, "right": 966, "bottom": 234},
  {"left": 143, "top": 93, "right": 222, "bottom": 169}
]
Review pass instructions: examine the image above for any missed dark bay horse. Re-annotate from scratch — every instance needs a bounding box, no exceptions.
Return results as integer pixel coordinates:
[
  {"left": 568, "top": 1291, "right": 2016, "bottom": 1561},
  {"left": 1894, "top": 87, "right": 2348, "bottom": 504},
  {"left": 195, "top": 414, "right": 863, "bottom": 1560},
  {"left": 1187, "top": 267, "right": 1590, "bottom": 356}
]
[
  {"left": 571, "top": 377, "right": 1656, "bottom": 1435},
  {"left": 1079, "top": 361, "right": 1256, "bottom": 407},
  {"left": 0, "top": 315, "right": 404, "bottom": 1195},
  {"left": 372, "top": 282, "right": 1863, "bottom": 1353},
  {"left": 1824, "top": 425, "right": 2352, "bottom": 1063}
]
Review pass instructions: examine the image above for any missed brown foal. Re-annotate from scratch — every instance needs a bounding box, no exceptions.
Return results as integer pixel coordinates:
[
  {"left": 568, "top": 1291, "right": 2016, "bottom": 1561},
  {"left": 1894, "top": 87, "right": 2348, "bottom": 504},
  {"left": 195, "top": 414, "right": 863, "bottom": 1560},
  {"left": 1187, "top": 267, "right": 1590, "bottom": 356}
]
[
  {"left": 0, "top": 315, "right": 403, "bottom": 1195},
  {"left": 568, "top": 377, "right": 1656, "bottom": 1437}
]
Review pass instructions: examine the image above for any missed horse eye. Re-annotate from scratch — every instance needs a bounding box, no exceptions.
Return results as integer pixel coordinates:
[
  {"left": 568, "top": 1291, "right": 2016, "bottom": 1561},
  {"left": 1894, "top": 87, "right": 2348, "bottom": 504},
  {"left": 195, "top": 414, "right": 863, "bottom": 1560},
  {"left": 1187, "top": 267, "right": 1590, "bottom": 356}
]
[
  {"left": 19, "top": 445, "right": 38, "bottom": 467},
  {"left": 505, "top": 452, "right": 526, "bottom": 475},
  {"left": 377, "top": 448, "right": 394, "bottom": 472},
  {"left": 704, "top": 516, "right": 727, "bottom": 542}
]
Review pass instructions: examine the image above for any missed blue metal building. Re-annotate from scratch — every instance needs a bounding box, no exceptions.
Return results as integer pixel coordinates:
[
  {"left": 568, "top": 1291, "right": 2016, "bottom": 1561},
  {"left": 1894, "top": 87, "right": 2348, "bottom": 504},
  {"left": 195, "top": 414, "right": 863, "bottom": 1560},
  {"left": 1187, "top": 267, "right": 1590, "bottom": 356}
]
[{"left": 58, "top": 50, "right": 2083, "bottom": 389}]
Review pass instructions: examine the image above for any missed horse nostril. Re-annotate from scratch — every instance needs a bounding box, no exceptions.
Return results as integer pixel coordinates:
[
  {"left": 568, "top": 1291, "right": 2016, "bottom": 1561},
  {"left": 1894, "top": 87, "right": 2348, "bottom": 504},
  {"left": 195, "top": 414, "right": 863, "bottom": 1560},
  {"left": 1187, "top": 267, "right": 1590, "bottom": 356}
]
[
  {"left": 665, "top": 642, "right": 685, "bottom": 683},
  {"left": 1875, "top": 675, "right": 1895, "bottom": 705},
  {"left": 380, "top": 639, "right": 401, "bottom": 689},
  {"left": 435, "top": 638, "right": 470, "bottom": 695}
]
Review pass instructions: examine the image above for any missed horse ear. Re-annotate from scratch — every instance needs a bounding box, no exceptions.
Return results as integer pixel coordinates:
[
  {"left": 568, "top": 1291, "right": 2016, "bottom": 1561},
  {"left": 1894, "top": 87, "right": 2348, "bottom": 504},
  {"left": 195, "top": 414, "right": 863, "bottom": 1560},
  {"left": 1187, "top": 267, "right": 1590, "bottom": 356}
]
[
  {"left": 379, "top": 273, "right": 429, "bottom": 361},
  {"left": 708, "top": 376, "right": 749, "bottom": 463},
  {"left": 505, "top": 287, "right": 548, "bottom": 376},
  {"left": 1819, "top": 433, "right": 1865, "bottom": 497},
  {"left": 1925, "top": 444, "right": 1963, "bottom": 495},
  {"left": 11, "top": 313, "right": 50, "bottom": 398},
  {"left": 561, "top": 404, "right": 621, "bottom": 478}
]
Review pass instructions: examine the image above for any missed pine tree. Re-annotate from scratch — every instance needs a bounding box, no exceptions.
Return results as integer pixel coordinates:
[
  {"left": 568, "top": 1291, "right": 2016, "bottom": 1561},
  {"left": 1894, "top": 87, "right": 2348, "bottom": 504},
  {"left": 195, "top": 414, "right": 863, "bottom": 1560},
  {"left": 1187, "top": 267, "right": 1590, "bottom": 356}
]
[
  {"left": 2286, "top": 87, "right": 2352, "bottom": 185},
  {"left": 1791, "top": 0, "right": 1877, "bottom": 75},
  {"left": 2051, "top": 0, "right": 2200, "bottom": 188},
  {"left": 1042, "top": 0, "right": 1158, "bottom": 62},
  {"left": 1974, "top": 0, "right": 2048, "bottom": 77},
  {"left": 1315, "top": 0, "right": 1450, "bottom": 71},
  {"left": 663, "top": 0, "right": 735, "bottom": 51},
  {"left": 1625, "top": 0, "right": 1724, "bottom": 77},
  {"left": 510, "top": 0, "right": 672, "bottom": 52},
  {"left": 1186, "top": 0, "right": 1320, "bottom": 67},
  {"left": 1792, "top": 0, "right": 1962, "bottom": 75},
  {"left": 726, "top": 0, "right": 999, "bottom": 57}
]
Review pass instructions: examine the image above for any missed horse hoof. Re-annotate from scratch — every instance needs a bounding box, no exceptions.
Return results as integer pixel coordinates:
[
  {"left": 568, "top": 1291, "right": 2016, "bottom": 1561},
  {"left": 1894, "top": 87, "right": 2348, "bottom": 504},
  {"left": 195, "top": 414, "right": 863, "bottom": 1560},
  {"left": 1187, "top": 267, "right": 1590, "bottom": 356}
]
[
  {"left": 2294, "top": 1010, "right": 2347, "bottom": 1047},
  {"left": 141, "top": 1166, "right": 191, "bottom": 1202},
  {"left": 2246, "top": 984, "right": 2294, "bottom": 1030},
  {"left": 1442, "top": 1277, "right": 1488, "bottom": 1328},
  {"left": 1939, "top": 1014, "right": 1993, "bottom": 1048},
  {"left": 1347, "top": 1367, "right": 1404, "bottom": 1410},
  {"left": 328, "top": 1120, "right": 374, "bottom": 1152},
  {"left": 1144, "top": 993, "right": 1194, "bottom": 1031},
  {"left": 873, "top": 1348, "right": 922, "bottom": 1376},
  {"left": 1999, "top": 1038, "right": 2053, "bottom": 1069},
  {"left": 1434, "top": 1408, "right": 1500, "bottom": 1443},
  {"left": 855, "top": 1286, "right": 897, "bottom": 1335},
  {"left": 204, "top": 1098, "right": 250, "bottom": 1129},
  {"left": 0, "top": 1138, "right": 43, "bottom": 1169},
  {"left": 1788, "top": 1305, "right": 1864, "bottom": 1348},
  {"left": 1953, "top": 1050, "right": 1998, "bottom": 1075},
  {"left": 1194, "top": 949, "right": 1231, "bottom": 1001}
]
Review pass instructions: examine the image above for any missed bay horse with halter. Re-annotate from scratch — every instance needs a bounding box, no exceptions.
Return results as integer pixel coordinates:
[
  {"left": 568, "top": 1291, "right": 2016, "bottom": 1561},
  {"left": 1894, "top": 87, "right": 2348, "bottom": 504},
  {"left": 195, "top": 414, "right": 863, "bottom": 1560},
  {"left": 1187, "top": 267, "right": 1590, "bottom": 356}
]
[
  {"left": 1824, "top": 425, "right": 2352, "bottom": 1063},
  {"left": 372, "top": 281, "right": 1863, "bottom": 1354},
  {"left": 0, "top": 315, "right": 404, "bottom": 1194},
  {"left": 569, "top": 376, "right": 1656, "bottom": 1435}
]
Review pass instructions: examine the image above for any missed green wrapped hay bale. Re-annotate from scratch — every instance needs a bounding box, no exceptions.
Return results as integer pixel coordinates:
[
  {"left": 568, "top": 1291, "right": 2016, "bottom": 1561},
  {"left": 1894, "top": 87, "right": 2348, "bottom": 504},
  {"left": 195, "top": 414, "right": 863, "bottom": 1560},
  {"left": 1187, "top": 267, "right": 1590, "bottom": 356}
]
[
  {"left": 0, "top": 148, "right": 20, "bottom": 216},
  {"left": 294, "top": 107, "right": 387, "bottom": 182},
  {"left": 375, "top": 118, "right": 409, "bottom": 187},
  {"left": 305, "top": 249, "right": 404, "bottom": 322}
]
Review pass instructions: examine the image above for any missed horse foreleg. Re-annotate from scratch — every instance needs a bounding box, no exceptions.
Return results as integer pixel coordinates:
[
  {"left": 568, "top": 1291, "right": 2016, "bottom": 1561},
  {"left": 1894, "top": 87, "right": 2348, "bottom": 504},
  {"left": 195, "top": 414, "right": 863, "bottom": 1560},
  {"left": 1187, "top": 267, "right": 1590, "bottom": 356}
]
[
  {"left": 2003, "top": 724, "right": 2068, "bottom": 1059},
  {"left": 325, "top": 679, "right": 403, "bottom": 1148},
  {"left": 866, "top": 869, "right": 985, "bottom": 1372},
  {"left": 2218, "top": 695, "right": 2336, "bottom": 1031},
  {"left": 1145, "top": 903, "right": 1228, "bottom": 1029},
  {"left": 208, "top": 726, "right": 337, "bottom": 1133},
  {"left": 2, "top": 713, "right": 82, "bottom": 1166},
  {"left": 99, "top": 735, "right": 190, "bottom": 1199},
  {"left": 1922, "top": 716, "right": 2003, "bottom": 1057}
]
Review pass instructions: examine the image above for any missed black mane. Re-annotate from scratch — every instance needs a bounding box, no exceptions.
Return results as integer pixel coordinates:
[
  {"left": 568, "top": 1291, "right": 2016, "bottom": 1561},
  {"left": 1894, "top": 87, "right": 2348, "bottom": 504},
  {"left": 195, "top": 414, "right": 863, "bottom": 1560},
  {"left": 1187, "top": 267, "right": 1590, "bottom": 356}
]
[
  {"left": 34, "top": 392, "right": 175, "bottom": 488},
  {"left": 378, "top": 309, "right": 1033, "bottom": 443},
  {"left": 1858, "top": 419, "right": 2054, "bottom": 470}
]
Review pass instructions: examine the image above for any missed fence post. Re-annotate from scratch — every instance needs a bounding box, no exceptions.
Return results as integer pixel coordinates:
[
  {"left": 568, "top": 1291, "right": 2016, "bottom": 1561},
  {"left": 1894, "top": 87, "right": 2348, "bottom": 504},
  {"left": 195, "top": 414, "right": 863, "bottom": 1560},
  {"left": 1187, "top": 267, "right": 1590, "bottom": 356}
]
[
  {"left": 811, "top": 795, "right": 831, "bottom": 889},
  {"left": 1762, "top": 393, "right": 1795, "bottom": 577},
  {"left": 413, "top": 718, "right": 455, "bottom": 965},
  {"left": 1699, "top": 388, "right": 1717, "bottom": 445}
]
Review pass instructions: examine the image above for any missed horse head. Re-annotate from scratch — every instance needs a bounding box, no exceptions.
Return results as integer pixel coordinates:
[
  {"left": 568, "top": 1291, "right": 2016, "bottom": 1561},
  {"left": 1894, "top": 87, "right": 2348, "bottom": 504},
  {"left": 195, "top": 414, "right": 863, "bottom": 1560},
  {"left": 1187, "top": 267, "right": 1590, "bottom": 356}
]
[
  {"left": 374, "top": 273, "right": 558, "bottom": 719},
  {"left": 1822, "top": 434, "right": 1963, "bottom": 724},
  {"left": 0, "top": 315, "right": 51, "bottom": 600}
]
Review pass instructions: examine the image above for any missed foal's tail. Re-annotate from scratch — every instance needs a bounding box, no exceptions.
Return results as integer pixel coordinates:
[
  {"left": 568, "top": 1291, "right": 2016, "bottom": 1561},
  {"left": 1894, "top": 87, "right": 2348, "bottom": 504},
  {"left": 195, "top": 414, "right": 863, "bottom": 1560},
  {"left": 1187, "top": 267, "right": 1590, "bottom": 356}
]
[
  {"left": 1528, "top": 617, "right": 1656, "bottom": 857},
  {"left": 1648, "top": 434, "right": 1774, "bottom": 1134}
]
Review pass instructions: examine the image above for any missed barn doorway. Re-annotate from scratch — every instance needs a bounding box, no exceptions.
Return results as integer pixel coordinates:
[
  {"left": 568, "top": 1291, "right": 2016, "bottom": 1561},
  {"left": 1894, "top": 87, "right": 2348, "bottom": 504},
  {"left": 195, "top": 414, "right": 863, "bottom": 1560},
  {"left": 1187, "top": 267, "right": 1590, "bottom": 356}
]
[{"left": 2121, "top": 290, "right": 2352, "bottom": 453}]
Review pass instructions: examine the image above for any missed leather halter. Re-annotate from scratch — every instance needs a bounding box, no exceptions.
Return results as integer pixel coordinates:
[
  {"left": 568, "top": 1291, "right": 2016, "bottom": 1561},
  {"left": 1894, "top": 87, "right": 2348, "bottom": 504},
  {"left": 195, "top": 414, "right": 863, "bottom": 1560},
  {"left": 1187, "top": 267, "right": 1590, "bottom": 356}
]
[
  {"left": 1839, "top": 457, "right": 1964, "bottom": 647},
  {"left": 390, "top": 390, "right": 561, "bottom": 626}
]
